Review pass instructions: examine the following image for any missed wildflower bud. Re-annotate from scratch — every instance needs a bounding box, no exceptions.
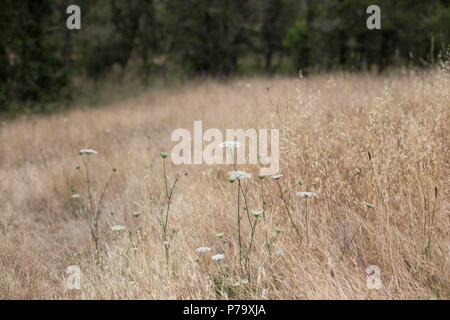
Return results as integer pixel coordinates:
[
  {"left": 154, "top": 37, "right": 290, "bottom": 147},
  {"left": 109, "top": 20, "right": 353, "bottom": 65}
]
[
  {"left": 271, "top": 174, "right": 283, "bottom": 180},
  {"left": 80, "top": 148, "right": 98, "bottom": 155},
  {"left": 111, "top": 225, "right": 126, "bottom": 232},
  {"left": 368, "top": 151, "right": 372, "bottom": 161},
  {"left": 195, "top": 247, "right": 211, "bottom": 254},
  {"left": 160, "top": 151, "right": 168, "bottom": 159},
  {"left": 363, "top": 202, "right": 375, "bottom": 209},
  {"left": 131, "top": 211, "right": 140, "bottom": 218},
  {"left": 228, "top": 177, "right": 236, "bottom": 183},
  {"left": 229, "top": 171, "right": 251, "bottom": 181},
  {"left": 216, "top": 232, "right": 225, "bottom": 238},
  {"left": 297, "top": 191, "right": 318, "bottom": 199},
  {"left": 76, "top": 166, "right": 80, "bottom": 170},
  {"left": 211, "top": 253, "right": 225, "bottom": 262},
  {"left": 112, "top": 168, "right": 117, "bottom": 173},
  {"left": 251, "top": 210, "right": 263, "bottom": 218}
]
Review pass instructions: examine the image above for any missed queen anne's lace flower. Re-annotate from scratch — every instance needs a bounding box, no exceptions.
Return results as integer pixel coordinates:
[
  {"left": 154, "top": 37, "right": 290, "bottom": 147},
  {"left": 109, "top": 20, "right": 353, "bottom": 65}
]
[
  {"left": 297, "top": 192, "right": 318, "bottom": 199},
  {"left": 363, "top": 202, "right": 375, "bottom": 209},
  {"left": 79, "top": 148, "right": 98, "bottom": 155},
  {"left": 131, "top": 211, "right": 141, "bottom": 218},
  {"left": 271, "top": 174, "right": 283, "bottom": 180},
  {"left": 252, "top": 210, "right": 263, "bottom": 218},
  {"left": 195, "top": 247, "right": 212, "bottom": 254},
  {"left": 111, "top": 225, "right": 126, "bottom": 232},
  {"left": 258, "top": 173, "right": 271, "bottom": 179},
  {"left": 211, "top": 253, "right": 225, "bottom": 262},
  {"left": 218, "top": 141, "right": 241, "bottom": 150},
  {"left": 228, "top": 171, "right": 251, "bottom": 181}
]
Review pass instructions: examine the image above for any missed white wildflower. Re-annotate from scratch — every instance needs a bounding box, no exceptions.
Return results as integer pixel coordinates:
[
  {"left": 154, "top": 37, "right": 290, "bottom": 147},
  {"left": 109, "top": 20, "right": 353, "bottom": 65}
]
[
  {"left": 195, "top": 247, "right": 212, "bottom": 254},
  {"left": 218, "top": 141, "right": 241, "bottom": 150},
  {"left": 252, "top": 210, "right": 263, "bottom": 218},
  {"left": 271, "top": 174, "right": 283, "bottom": 180},
  {"left": 79, "top": 148, "right": 98, "bottom": 155},
  {"left": 131, "top": 211, "right": 141, "bottom": 218},
  {"left": 216, "top": 232, "right": 225, "bottom": 238},
  {"left": 71, "top": 193, "right": 80, "bottom": 199},
  {"left": 297, "top": 191, "right": 318, "bottom": 199},
  {"left": 211, "top": 253, "right": 225, "bottom": 262},
  {"left": 274, "top": 249, "right": 284, "bottom": 257},
  {"left": 363, "top": 202, "right": 375, "bottom": 209},
  {"left": 228, "top": 171, "right": 251, "bottom": 181},
  {"left": 111, "top": 225, "right": 126, "bottom": 232}
]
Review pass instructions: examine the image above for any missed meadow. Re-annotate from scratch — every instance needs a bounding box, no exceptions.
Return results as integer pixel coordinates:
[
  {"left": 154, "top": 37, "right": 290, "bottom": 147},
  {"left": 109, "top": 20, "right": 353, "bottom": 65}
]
[{"left": 0, "top": 68, "right": 449, "bottom": 299}]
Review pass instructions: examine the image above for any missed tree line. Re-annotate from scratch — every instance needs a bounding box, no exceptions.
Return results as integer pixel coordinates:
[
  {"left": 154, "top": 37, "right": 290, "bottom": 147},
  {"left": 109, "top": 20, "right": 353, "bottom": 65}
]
[{"left": 1, "top": 0, "right": 449, "bottom": 112}]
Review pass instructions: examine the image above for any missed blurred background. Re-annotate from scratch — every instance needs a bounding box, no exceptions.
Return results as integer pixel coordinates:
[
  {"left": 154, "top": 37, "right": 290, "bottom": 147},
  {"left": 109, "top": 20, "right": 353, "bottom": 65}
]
[{"left": 0, "top": 0, "right": 449, "bottom": 113}]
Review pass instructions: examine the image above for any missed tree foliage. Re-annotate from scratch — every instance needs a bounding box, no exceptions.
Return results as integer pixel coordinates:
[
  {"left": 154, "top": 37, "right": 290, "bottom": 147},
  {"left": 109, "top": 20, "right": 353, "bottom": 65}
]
[{"left": 1, "top": 0, "right": 449, "bottom": 111}]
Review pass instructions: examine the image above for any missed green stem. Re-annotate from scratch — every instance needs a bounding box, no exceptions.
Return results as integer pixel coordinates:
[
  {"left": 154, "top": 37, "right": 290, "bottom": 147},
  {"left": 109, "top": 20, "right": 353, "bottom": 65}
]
[
  {"left": 238, "top": 180, "right": 252, "bottom": 226},
  {"left": 246, "top": 218, "right": 259, "bottom": 282},
  {"left": 237, "top": 183, "right": 243, "bottom": 272},
  {"left": 305, "top": 198, "right": 309, "bottom": 247},
  {"left": 276, "top": 180, "right": 301, "bottom": 238},
  {"left": 163, "top": 158, "right": 169, "bottom": 199}
]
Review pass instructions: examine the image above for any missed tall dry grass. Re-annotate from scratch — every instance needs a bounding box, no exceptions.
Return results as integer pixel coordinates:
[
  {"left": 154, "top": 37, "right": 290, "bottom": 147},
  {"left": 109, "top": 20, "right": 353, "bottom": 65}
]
[{"left": 0, "top": 69, "right": 449, "bottom": 299}]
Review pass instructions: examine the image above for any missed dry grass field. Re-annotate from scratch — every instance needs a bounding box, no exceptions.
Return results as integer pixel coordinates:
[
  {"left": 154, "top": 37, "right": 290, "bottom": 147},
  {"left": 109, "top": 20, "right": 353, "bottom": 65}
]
[{"left": 0, "top": 68, "right": 449, "bottom": 299}]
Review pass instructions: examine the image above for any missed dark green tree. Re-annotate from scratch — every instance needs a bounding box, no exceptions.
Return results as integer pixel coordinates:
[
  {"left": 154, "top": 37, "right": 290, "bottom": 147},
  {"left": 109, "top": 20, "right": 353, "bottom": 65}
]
[{"left": 0, "top": 0, "right": 70, "bottom": 111}]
